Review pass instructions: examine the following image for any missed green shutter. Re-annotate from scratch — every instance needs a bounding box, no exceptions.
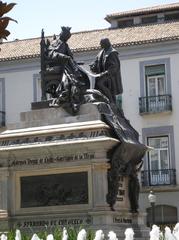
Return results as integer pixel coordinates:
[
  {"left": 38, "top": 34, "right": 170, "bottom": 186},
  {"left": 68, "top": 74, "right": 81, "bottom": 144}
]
[
  {"left": 145, "top": 64, "right": 165, "bottom": 76},
  {"left": 116, "top": 94, "right": 122, "bottom": 110}
]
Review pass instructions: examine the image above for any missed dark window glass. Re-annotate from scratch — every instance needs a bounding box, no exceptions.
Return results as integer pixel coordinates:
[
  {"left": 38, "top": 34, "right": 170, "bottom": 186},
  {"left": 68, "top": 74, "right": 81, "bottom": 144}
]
[
  {"left": 142, "top": 15, "right": 157, "bottom": 24},
  {"left": 118, "top": 19, "right": 133, "bottom": 28},
  {"left": 165, "top": 13, "right": 179, "bottom": 21}
]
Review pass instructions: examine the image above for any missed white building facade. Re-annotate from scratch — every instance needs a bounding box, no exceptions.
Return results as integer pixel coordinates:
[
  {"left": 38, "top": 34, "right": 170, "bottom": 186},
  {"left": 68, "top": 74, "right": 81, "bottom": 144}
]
[{"left": 0, "top": 2, "right": 179, "bottom": 228}]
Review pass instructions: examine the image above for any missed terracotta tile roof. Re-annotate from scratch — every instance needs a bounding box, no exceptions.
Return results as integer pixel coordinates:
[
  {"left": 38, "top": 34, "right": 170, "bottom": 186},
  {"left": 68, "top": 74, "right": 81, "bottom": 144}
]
[
  {"left": 0, "top": 21, "right": 179, "bottom": 62},
  {"left": 105, "top": 2, "right": 179, "bottom": 21}
]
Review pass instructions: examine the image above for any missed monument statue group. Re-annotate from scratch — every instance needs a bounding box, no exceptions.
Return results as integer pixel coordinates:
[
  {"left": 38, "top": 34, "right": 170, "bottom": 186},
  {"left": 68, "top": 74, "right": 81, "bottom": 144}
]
[
  {"left": 40, "top": 26, "right": 147, "bottom": 213},
  {"left": 0, "top": 25, "right": 150, "bottom": 235}
]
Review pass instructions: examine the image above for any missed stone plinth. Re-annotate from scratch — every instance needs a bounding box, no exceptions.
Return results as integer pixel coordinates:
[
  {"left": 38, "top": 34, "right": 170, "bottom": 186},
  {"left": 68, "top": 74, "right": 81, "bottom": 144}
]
[
  {"left": 0, "top": 104, "right": 149, "bottom": 237},
  {"left": 7, "top": 103, "right": 102, "bottom": 130}
]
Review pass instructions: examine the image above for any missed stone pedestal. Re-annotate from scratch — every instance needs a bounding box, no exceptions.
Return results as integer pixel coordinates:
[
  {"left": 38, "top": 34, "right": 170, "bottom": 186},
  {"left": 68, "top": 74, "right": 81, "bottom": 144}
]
[{"left": 0, "top": 104, "right": 149, "bottom": 238}]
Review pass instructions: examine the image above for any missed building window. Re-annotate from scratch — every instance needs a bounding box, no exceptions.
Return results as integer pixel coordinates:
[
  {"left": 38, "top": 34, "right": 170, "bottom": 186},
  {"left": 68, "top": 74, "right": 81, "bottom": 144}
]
[
  {"left": 147, "top": 136, "right": 171, "bottom": 185},
  {"left": 145, "top": 64, "right": 165, "bottom": 97},
  {"left": 0, "top": 78, "right": 5, "bottom": 127},
  {"left": 141, "top": 15, "right": 158, "bottom": 24},
  {"left": 147, "top": 205, "right": 177, "bottom": 228},
  {"left": 145, "top": 65, "right": 167, "bottom": 112},
  {"left": 139, "top": 58, "right": 172, "bottom": 114},
  {"left": 118, "top": 19, "right": 134, "bottom": 28},
  {"left": 165, "top": 13, "right": 179, "bottom": 21},
  {"left": 141, "top": 126, "right": 176, "bottom": 187}
]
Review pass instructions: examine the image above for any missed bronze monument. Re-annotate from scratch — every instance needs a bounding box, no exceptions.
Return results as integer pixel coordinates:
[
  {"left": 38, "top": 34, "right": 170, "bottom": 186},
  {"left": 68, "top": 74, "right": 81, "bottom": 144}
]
[{"left": 40, "top": 27, "right": 147, "bottom": 213}]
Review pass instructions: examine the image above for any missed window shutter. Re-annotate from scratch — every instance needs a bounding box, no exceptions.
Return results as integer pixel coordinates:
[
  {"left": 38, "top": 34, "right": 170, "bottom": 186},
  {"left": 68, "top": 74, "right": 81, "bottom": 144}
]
[{"left": 145, "top": 64, "right": 165, "bottom": 76}]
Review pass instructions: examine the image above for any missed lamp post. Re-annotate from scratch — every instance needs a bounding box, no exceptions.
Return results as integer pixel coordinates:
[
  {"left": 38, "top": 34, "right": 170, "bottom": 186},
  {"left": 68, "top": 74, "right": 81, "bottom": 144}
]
[{"left": 148, "top": 190, "right": 156, "bottom": 227}]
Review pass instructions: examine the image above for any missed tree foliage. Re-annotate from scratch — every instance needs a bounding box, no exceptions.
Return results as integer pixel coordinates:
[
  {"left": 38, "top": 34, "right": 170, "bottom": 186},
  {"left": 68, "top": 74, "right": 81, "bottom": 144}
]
[{"left": 0, "top": 1, "right": 17, "bottom": 39}]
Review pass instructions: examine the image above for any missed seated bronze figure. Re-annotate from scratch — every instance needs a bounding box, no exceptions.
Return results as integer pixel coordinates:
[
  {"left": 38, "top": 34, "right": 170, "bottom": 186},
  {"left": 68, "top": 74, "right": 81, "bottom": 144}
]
[{"left": 40, "top": 27, "right": 90, "bottom": 113}]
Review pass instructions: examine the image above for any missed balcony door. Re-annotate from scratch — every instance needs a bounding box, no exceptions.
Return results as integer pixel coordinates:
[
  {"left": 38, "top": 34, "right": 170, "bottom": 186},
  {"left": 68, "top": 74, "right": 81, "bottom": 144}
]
[
  {"left": 145, "top": 64, "right": 166, "bottom": 112},
  {"left": 148, "top": 136, "right": 170, "bottom": 185},
  {"left": 147, "top": 75, "right": 166, "bottom": 111}
]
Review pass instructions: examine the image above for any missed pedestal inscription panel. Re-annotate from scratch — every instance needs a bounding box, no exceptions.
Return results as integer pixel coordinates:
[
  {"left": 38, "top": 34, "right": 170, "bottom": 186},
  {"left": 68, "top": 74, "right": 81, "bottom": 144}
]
[{"left": 21, "top": 172, "right": 88, "bottom": 208}]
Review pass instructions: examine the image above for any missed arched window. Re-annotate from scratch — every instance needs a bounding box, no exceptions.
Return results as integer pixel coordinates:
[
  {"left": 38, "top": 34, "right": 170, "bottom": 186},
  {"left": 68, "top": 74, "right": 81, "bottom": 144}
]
[{"left": 147, "top": 205, "right": 177, "bottom": 228}]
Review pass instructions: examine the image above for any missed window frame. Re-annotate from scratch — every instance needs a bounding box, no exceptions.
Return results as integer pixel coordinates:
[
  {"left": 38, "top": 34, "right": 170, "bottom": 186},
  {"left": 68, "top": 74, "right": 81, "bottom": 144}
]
[
  {"left": 147, "top": 135, "right": 171, "bottom": 185},
  {"left": 139, "top": 58, "right": 171, "bottom": 98},
  {"left": 142, "top": 126, "right": 175, "bottom": 171},
  {"left": 146, "top": 74, "right": 166, "bottom": 97},
  {"left": 118, "top": 18, "right": 134, "bottom": 28},
  {"left": 141, "top": 15, "right": 158, "bottom": 24},
  {"left": 165, "top": 12, "right": 179, "bottom": 21},
  {"left": 33, "top": 73, "right": 42, "bottom": 102},
  {"left": 147, "top": 135, "right": 170, "bottom": 170}
]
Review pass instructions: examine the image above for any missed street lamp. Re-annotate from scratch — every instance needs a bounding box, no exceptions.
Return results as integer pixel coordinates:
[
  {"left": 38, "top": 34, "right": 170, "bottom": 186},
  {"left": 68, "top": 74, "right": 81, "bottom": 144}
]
[{"left": 148, "top": 190, "right": 156, "bottom": 227}]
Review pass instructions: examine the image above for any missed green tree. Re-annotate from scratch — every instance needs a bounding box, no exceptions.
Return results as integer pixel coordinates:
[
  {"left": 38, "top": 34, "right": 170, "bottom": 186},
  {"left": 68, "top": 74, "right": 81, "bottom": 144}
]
[{"left": 0, "top": 0, "right": 17, "bottom": 39}]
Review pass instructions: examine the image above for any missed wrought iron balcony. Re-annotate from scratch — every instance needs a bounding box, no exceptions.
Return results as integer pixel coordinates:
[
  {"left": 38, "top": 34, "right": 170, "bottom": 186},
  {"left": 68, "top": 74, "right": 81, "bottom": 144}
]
[
  {"left": 139, "top": 95, "right": 172, "bottom": 114},
  {"left": 141, "top": 169, "right": 176, "bottom": 186},
  {"left": 0, "top": 111, "right": 5, "bottom": 127}
]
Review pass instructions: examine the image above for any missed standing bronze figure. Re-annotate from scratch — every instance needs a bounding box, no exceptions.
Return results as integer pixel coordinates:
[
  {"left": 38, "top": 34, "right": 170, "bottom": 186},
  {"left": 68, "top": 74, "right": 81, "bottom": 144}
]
[{"left": 90, "top": 38, "right": 123, "bottom": 103}]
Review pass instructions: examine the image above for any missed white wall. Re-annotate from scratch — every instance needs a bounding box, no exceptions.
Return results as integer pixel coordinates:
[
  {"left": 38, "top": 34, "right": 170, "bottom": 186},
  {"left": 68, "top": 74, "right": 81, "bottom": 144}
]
[{"left": 0, "top": 60, "right": 40, "bottom": 125}]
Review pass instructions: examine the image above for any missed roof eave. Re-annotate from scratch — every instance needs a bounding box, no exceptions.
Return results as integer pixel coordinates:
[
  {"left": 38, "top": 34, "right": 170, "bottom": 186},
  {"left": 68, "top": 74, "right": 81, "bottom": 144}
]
[{"left": 105, "top": 6, "right": 179, "bottom": 22}]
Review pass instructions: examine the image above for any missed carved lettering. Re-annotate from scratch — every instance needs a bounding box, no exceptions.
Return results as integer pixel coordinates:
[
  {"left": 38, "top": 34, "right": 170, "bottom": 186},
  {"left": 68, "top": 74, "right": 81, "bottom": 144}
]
[
  {"left": 116, "top": 197, "right": 124, "bottom": 201},
  {"left": 113, "top": 217, "right": 132, "bottom": 224},
  {"left": 16, "top": 217, "right": 91, "bottom": 228},
  {"left": 8, "top": 152, "right": 95, "bottom": 167},
  {"left": 0, "top": 129, "right": 110, "bottom": 148}
]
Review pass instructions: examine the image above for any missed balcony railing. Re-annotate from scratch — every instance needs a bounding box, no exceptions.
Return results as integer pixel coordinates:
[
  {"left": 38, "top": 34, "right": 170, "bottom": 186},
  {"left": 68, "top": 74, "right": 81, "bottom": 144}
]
[
  {"left": 141, "top": 169, "right": 176, "bottom": 186},
  {"left": 139, "top": 95, "right": 172, "bottom": 114},
  {"left": 0, "top": 111, "right": 5, "bottom": 127}
]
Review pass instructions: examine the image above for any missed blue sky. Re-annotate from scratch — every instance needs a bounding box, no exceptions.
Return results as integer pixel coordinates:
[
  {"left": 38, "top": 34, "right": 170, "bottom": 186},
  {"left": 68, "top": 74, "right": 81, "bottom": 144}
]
[{"left": 5, "top": 0, "right": 178, "bottom": 41}]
